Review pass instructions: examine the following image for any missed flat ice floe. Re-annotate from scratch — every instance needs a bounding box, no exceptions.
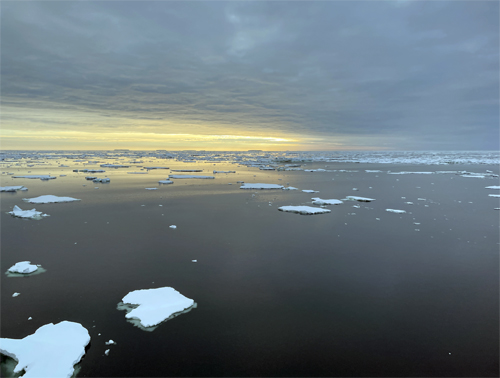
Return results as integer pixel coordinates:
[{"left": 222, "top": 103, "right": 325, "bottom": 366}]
[
  {"left": 282, "top": 186, "right": 298, "bottom": 190},
  {"left": 7, "top": 261, "right": 39, "bottom": 274},
  {"left": 302, "top": 189, "right": 319, "bottom": 193},
  {"left": 311, "top": 198, "right": 343, "bottom": 205},
  {"left": 93, "top": 178, "right": 110, "bottom": 183},
  {"left": 168, "top": 175, "right": 214, "bottom": 179},
  {"left": 213, "top": 170, "right": 235, "bottom": 173},
  {"left": 240, "top": 183, "right": 284, "bottom": 189},
  {"left": 488, "top": 194, "right": 500, "bottom": 197},
  {"left": 9, "top": 205, "right": 49, "bottom": 220},
  {"left": 13, "top": 175, "right": 56, "bottom": 180},
  {"left": 117, "top": 287, "right": 195, "bottom": 330},
  {"left": 100, "top": 164, "right": 130, "bottom": 168},
  {"left": 485, "top": 186, "right": 500, "bottom": 189},
  {"left": 158, "top": 180, "right": 173, "bottom": 184},
  {"left": 144, "top": 167, "right": 169, "bottom": 170},
  {"left": 0, "top": 186, "right": 26, "bottom": 192},
  {"left": 23, "top": 195, "right": 81, "bottom": 204},
  {"left": 171, "top": 169, "right": 202, "bottom": 172},
  {"left": 278, "top": 206, "right": 331, "bottom": 215},
  {"left": 388, "top": 171, "right": 433, "bottom": 175},
  {"left": 386, "top": 209, "right": 407, "bottom": 213},
  {"left": 0, "top": 321, "right": 91, "bottom": 378},
  {"left": 343, "top": 196, "right": 375, "bottom": 202},
  {"left": 145, "top": 188, "right": 158, "bottom": 190}
]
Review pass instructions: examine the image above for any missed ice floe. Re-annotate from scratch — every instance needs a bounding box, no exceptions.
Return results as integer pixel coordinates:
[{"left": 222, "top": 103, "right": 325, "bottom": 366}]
[
  {"left": 13, "top": 175, "right": 56, "bottom": 180},
  {"left": 386, "top": 209, "right": 407, "bottom": 213},
  {"left": 0, "top": 186, "right": 26, "bottom": 192},
  {"left": 168, "top": 175, "right": 214, "bottom": 179},
  {"left": 105, "top": 340, "right": 116, "bottom": 345},
  {"left": 158, "top": 180, "right": 173, "bottom": 184},
  {"left": 7, "top": 261, "right": 39, "bottom": 274},
  {"left": 388, "top": 171, "right": 434, "bottom": 175},
  {"left": 171, "top": 169, "right": 203, "bottom": 172},
  {"left": 343, "top": 196, "right": 375, "bottom": 202},
  {"left": 302, "top": 189, "right": 319, "bottom": 193},
  {"left": 485, "top": 186, "right": 500, "bottom": 189},
  {"left": 213, "top": 170, "right": 235, "bottom": 173},
  {"left": 9, "top": 205, "right": 49, "bottom": 219},
  {"left": 117, "top": 287, "right": 196, "bottom": 330},
  {"left": 488, "top": 194, "right": 500, "bottom": 198},
  {"left": 282, "top": 186, "right": 298, "bottom": 190},
  {"left": 311, "top": 198, "right": 343, "bottom": 205},
  {"left": 12, "top": 293, "right": 20, "bottom": 297},
  {"left": 0, "top": 321, "right": 91, "bottom": 378},
  {"left": 144, "top": 167, "right": 169, "bottom": 170},
  {"left": 240, "top": 183, "right": 284, "bottom": 189},
  {"left": 93, "top": 178, "right": 110, "bottom": 183},
  {"left": 145, "top": 188, "right": 158, "bottom": 190},
  {"left": 23, "top": 195, "right": 81, "bottom": 204},
  {"left": 278, "top": 206, "right": 331, "bottom": 215},
  {"left": 169, "top": 225, "right": 177, "bottom": 229},
  {"left": 100, "top": 164, "right": 130, "bottom": 168},
  {"left": 128, "top": 172, "right": 148, "bottom": 174}
]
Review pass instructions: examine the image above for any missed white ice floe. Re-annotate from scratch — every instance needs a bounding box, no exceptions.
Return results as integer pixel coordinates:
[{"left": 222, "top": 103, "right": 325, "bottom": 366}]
[
  {"left": 93, "top": 178, "right": 110, "bottom": 183},
  {"left": 118, "top": 287, "right": 195, "bottom": 329},
  {"left": 311, "top": 198, "right": 343, "bottom": 205},
  {"left": 365, "top": 170, "right": 383, "bottom": 173},
  {"left": 282, "top": 186, "right": 298, "bottom": 190},
  {"left": 145, "top": 188, "right": 158, "bottom": 190},
  {"left": 213, "top": 170, "right": 235, "bottom": 173},
  {"left": 192, "top": 260, "right": 197, "bottom": 263},
  {"left": 388, "top": 171, "right": 434, "bottom": 175},
  {"left": 386, "top": 209, "right": 407, "bottom": 213},
  {"left": 0, "top": 321, "right": 91, "bottom": 378},
  {"left": 104, "top": 349, "right": 110, "bottom": 356},
  {"left": 343, "top": 196, "right": 375, "bottom": 202},
  {"left": 0, "top": 186, "right": 25, "bottom": 192},
  {"left": 239, "top": 183, "right": 284, "bottom": 190},
  {"left": 8, "top": 261, "right": 39, "bottom": 274},
  {"left": 170, "top": 169, "right": 202, "bottom": 172},
  {"left": 169, "top": 225, "right": 177, "bottom": 229},
  {"left": 23, "top": 195, "right": 81, "bottom": 204},
  {"left": 302, "top": 189, "right": 319, "bottom": 193},
  {"left": 168, "top": 175, "right": 214, "bottom": 179},
  {"left": 158, "top": 180, "right": 174, "bottom": 184},
  {"left": 278, "top": 206, "right": 331, "bottom": 215},
  {"left": 13, "top": 175, "right": 56, "bottom": 180},
  {"left": 12, "top": 292, "right": 20, "bottom": 297},
  {"left": 105, "top": 340, "right": 116, "bottom": 345},
  {"left": 488, "top": 194, "right": 500, "bottom": 197},
  {"left": 144, "top": 167, "right": 169, "bottom": 170},
  {"left": 9, "top": 205, "right": 49, "bottom": 219},
  {"left": 485, "top": 186, "right": 500, "bottom": 189}
]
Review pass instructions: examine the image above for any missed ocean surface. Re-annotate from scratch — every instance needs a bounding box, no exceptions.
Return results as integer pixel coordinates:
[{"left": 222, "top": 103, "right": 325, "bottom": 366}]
[{"left": 1, "top": 151, "right": 499, "bottom": 377}]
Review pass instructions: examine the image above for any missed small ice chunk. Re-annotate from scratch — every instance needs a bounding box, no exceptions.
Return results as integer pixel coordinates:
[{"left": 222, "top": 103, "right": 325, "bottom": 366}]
[
  {"left": 104, "top": 349, "right": 110, "bottom": 356},
  {"left": 386, "top": 209, "right": 407, "bottom": 213},
  {"left": 8, "top": 261, "right": 38, "bottom": 274},
  {"left": 488, "top": 194, "right": 500, "bottom": 197},
  {"left": 0, "top": 321, "right": 90, "bottom": 378},
  {"left": 485, "top": 186, "right": 500, "bottom": 189},
  {"left": 278, "top": 206, "right": 331, "bottom": 215},
  {"left": 28, "top": 317, "right": 32, "bottom": 320},
  {"left": 171, "top": 169, "right": 203, "bottom": 172},
  {"left": 118, "top": 287, "right": 195, "bottom": 328},
  {"left": 311, "top": 198, "right": 343, "bottom": 205},
  {"left": 158, "top": 180, "right": 174, "bottom": 184},
  {"left": 23, "top": 195, "right": 81, "bottom": 204},
  {"left": 145, "top": 188, "right": 158, "bottom": 190},
  {"left": 302, "top": 190, "right": 319, "bottom": 193},
  {"left": 192, "top": 260, "right": 197, "bottom": 263},
  {"left": 344, "top": 196, "right": 375, "bottom": 202},
  {"left": 105, "top": 340, "right": 116, "bottom": 345},
  {"left": 93, "top": 178, "right": 110, "bottom": 183},
  {"left": 169, "top": 225, "right": 177, "bottom": 229},
  {"left": 12, "top": 292, "right": 20, "bottom": 297},
  {"left": 240, "top": 183, "right": 284, "bottom": 190},
  {"left": 9, "top": 205, "right": 49, "bottom": 219},
  {"left": 0, "top": 186, "right": 26, "bottom": 192},
  {"left": 282, "top": 186, "right": 298, "bottom": 190},
  {"left": 213, "top": 170, "right": 235, "bottom": 173},
  {"left": 168, "top": 174, "right": 214, "bottom": 179}
]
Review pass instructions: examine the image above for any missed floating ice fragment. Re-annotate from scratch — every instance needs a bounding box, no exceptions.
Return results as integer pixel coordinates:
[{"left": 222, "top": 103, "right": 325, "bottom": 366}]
[
  {"left": 104, "top": 349, "right": 110, "bottom": 356},
  {"left": 128, "top": 172, "right": 148, "bottom": 174},
  {"left": 386, "top": 209, "right": 407, "bottom": 213},
  {"left": 100, "top": 164, "right": 129, "bottom": 168},
  {"left": 192, "top": 260, "right": 197, "bottom": 263},
  {"left": 485, "top": 186, "right": 500, "bottom": 189},
  {"left": 343, "top": 196, "right": 375, "bottom": 202},
  {"left": 213, "top": 170, "right": 235, "bottom": 173},
  {"left": 145, "top": 188, "right": 157, "bottom": 190},
  {"left": 282, "top": 186, "right": 298, "bottom": 190},
  {"left": 144, "top": 167, "right": 169, "bottom": 170},
  {"left": 93, "top": 178, "right": 110, "bottom": 183},
  {"left": 240, "top": 183, "right": 283, "bottom": 190},
  {"left": 118, "top": 287, "right": 195, "bottom": 329},
  {"left": 9, "top": 205, "right": 49, "bottom": 219},
  {"left": 105, "top": 340, "right": 116, "bottom": 345},
  {"left": 169, "top": 225, "right": 177, "bottom": 229},
  {"left": 28, "top": 317, "right": 32, "bottom": 320},
  {"left": 8, "top": 261, "right": 38, "bottom": 274},
  {"left": 278, "top": 206, "right": 331, "bottom": 215},
  {"left": 168, "top": 175, "right": 214, "bottom": 179},
  {"left": 488, "top": 194, "right": 500, "bottom": 197},
  {"left": 171, "top": 169, "right": 203, "bottom": 172},
  {"left": 388, "top": 171, "right": 433, "bottom": 175},
  {"left": 158, "top": 180, "right": 174, "bottom": 184},
  {"left": 0, "top": 321, "right": 90, "bottom": 378},
  {"left": 23, "top": 195, "right": 81, "bottom": 204},
  {"left": 12, "top": 292, "right": 20, "bottom": 297},
  {"left": 311, "top": 198, "right": 343, "bottom": 205},
  {"left": 13, "top": 175, "right": 56, "bottom": 180},
  {"left": 0, "top": 186, "right": 26, "bottom": 192},
  {"left": 302, "top": 190, "right": 319, "bottom": 193}
]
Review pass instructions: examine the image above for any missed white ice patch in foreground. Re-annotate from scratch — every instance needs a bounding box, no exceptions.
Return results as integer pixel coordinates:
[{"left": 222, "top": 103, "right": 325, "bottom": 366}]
[
  {"left": 117, "top": 287, "right": 195, "bottom": 330},
  {"left": 23, "top": 195, "right": 81, "bottom": 204},
  {"left": 278, "top": 206, "right": 331, "bottom": 215},
  {"left": 240, "top": 183, "right": 284, "bottom": 190},
  {"left": 0, "top": 186, "right": 26, "bottom": 192},
  {"left": 311, "top": 198, "right": 343, "bottom": 205},
  {"left": 9, "top": 205, "right": 49, "bottom": 220},
  {"left": 343, "top": 196, "right": 375, "bottom": 202},
  {"left": 0, "top": 321, "right": 91, "bottom": 378},
  {"left": 8, "top": 261, "right": 38, "bottom": 274},
  {"left": 168, "top": 175, "right": 214, "bottom": 179},
  {"left": 386, "top": 209, "right": 407, "bottom": 213},
  {"left": 485, "top": 186, "right": 500, "bottom": 189}
]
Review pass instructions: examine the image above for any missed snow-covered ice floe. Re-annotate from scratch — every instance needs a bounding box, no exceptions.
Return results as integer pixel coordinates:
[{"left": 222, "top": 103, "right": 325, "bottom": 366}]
[
  {"left": 488, "top": 194, "right": 500, "bottom": 198},
  {"left": 311, "top": 198, "right": 343, "bottom": 205},
  {"left": 100, "top": 164, "right": 129, "bottom": 168},
  {"left": 343, "top": 196, "right": 375, "bottom": 202},
  {"left": 0, "top": 186, "right": 26, "bottom": 192},
  {"left": 240, "top": 183, "right": 284, "bottom": 190},
  {"left": 282, "top": 186, "right": 298, "bottom": 190},
  {"left": 485, "top": 186, "right": 500, "bottom": 189},
  {"left": 386, "top": 209, "right": 407, "bottom": 214},
  {"left": 0, "top": 321, "right": 91, "bottom": 378},
  {"left": 23, "top": 195, "right": 81, "bottom": 204},
  {"left": 144, "top": 167, "right": 169, "bottom": 170},
  {"left": 159, "top": 180, "right": 174, "bottom": 184},
  {"left": 13, "top": 175, "right": 56, "bottom": 180},
  {"left": 8, "top": 205, "right": 49, "bottom": 220},
  {"left": 388, "top": 171, "right": 434, "bottom": 175},
  {"left": 278, "top": 206, "right": 331, "bottom": 215},
  {"left": 7, "top": 261, "right": 39, "bottom": 274},
  {"left": 117, "top": 287, "right": 196, "bottom": 331},
  {"left": 168, "top": 175, "right": 214, "bottom": 179},
  {"left": 302, "top": 190, "right": 319, "bottom": 193}
]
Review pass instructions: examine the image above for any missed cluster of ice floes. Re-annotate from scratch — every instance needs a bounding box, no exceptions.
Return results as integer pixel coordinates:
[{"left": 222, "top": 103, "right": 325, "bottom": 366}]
[
  {"left": 240, "top": 183, "right": 283, "bottom": 190},
  {"left": 13, "top": 175, "right": 56, "bottom": 180},
  {"left": 168, "top": 174, "right": 214, "bottom": 179},
  {"left": 23, "top": 195, "right": 81, "bottom": 204},
  {"left": 9, "top": 205, "right": 49, "bottom": 219},
  {"left": 311, "top": 198, "right": 343, "bottom": 205},
  {"left": 117, "top": 287, "right": 195, "bottom": 330},
  {"left": 0, "top": 321, "right": 91, "bottom": 378},
  {"left": 278, "top": 206, "right": 331, "bottom": 215},
  {"left": 0, "top": 185, "right": 27, "bottom": 192}
]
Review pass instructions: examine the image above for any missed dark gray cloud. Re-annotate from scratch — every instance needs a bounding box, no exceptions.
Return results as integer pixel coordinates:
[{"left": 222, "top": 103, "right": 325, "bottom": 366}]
[{"left": 1, "top": 0, "right": 498, "bottom": 149}]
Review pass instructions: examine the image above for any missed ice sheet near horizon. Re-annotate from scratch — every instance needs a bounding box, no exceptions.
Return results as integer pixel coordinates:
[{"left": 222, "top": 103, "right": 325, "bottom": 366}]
[
  {"left": 240, "top": 183, "right": 284, "bottom": 189},
  {"left": 23, "top": 195, "right": 81, "bottom": 204},
  {"left": 0, "top": 321, "right": 90, "bottom": 378},
  {"left": 7, "top": 261, "right": 39, "bottom": 274},
  {"left": 278, "top": 206, "right": 331, "bottom": 215},
  {"left": 168, "top": 175, "right": 214, "bottom": 179},
  {"left": 118, "top": 287, "right": 195, "bottom": 328},
  {"left": 0, "top": 186, "right": 26, "bottom": 192},
  {"left": 311, "top": 198, "right": 343, "bottom": 205},
  {"left": 9, "top": 205, "right": 49, "bottom": 219}
]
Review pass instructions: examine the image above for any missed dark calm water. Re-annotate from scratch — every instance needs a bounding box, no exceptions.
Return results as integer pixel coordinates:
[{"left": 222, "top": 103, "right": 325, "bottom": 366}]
[{"left": 1, "top": 160, "right": 499, "bottom": 377}]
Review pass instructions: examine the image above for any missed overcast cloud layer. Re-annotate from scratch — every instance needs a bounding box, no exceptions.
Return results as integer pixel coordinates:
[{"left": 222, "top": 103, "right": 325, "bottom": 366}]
[{"left": 1, "top": 1, "right": 498, "bottom": 150}]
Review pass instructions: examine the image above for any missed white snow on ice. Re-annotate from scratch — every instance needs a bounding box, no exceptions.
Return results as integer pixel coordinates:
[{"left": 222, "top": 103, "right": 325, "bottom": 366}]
[
  {"left": 159, "top": 180, "right": 174, "bottom": 184},
  {"left": 9, "top": 205, "right": 49, "bottom": 219},
  {"left": 278, "top": 206, "right": 331, "bottom": 215},
  {"left": 311, "top": 198, "right": 343, "bottom": 205},
  {"left": 0, "top": 186, "right": 26, "bottom": 192},
  {"left": 343, "top": 196, "right": 376, "bottom": 202},
  {"left": 302, "top": 190, "right": 319, "bottom": 193},
  {"left": 23, "top": 195, "right": 81, "bottom": 204},
  {"left": 8, "top": 261, "right": 39, "bottom": 274}
]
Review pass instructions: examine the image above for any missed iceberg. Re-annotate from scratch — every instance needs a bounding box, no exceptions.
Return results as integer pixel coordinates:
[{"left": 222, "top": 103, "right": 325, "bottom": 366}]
[
  {"left": 23, "top": 195, "right": 81, "bottom": 204},
  {"left": 12, "top": 292, "right": 21, "bottom": 297},
  {"left": 240, "top": 183, "right": 284, "bottom": 190},
  {"left": 278, "top": 206, "right": 331, "bottom": 215},
  {"left": 13, "top": 175, "right": 56, "bottom": 180},
  {"left": 386, "top": 209, "right": 407, "bottom": 213},
  {"left": 168, "top": 175, "right": 214, "bottom": 179},
  {"left": 0, "top": 186, "right": 25, "bottom": 192},
  {"left": 0, "top": 321, "right": 91, "bottom": 378},
  {"left": 9, "top": 205, "right": 49, "bottom": 219},
  {"left": 311, "top": 198, "right": 343, "bottom": 205},
  {"left": 7, "top": 261, "right": 38, "bottom": 274},
  {"left": 343, "top": 196, "right": 375, "bottom": 202},
  {"left": 117, "top": 287, "right": 195, "bottom": 329}
]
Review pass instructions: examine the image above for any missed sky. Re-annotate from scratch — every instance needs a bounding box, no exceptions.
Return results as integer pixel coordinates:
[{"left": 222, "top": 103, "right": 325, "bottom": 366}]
[{"left": 1, "top": 0, "right": 498, "bottom": 151}]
